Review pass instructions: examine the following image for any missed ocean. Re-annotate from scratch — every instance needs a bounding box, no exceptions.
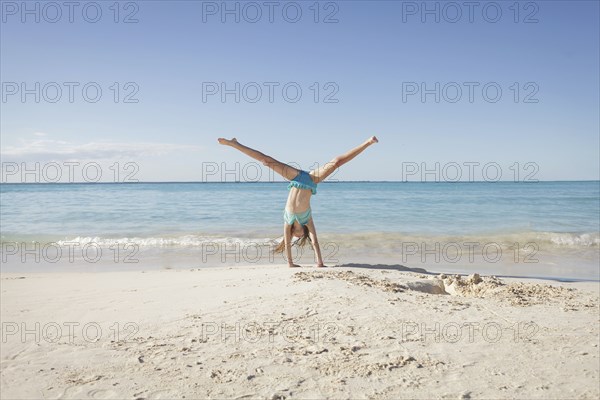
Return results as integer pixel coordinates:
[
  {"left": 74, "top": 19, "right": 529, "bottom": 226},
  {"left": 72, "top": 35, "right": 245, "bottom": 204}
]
[{"left": 1, "top": 181, "right": 598, "bottom": 280}]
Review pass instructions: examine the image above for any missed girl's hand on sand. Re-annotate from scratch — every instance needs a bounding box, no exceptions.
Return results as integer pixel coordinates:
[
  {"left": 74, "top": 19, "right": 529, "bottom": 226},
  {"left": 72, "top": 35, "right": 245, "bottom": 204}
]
[{"left": 217, "top": 137, "right": 237, "bottom": 146}]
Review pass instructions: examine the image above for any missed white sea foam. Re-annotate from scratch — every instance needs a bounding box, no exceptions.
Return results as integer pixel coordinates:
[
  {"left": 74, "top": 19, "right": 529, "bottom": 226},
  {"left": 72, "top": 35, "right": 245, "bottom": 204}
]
[
  {"left": 545, "top": 232, "right": 600, "bottom": 247},
  {"left": 49, "top": 231, "right": 599, "bottom": 249},
  {"left": 55, "top": 235, "right": 278, "bottom": 247}
]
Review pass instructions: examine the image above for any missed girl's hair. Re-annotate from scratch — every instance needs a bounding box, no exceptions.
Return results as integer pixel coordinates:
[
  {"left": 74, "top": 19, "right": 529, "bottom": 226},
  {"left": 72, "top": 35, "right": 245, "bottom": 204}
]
[{"left": 273, "top": 225, "right": 311, "bottom": 254}]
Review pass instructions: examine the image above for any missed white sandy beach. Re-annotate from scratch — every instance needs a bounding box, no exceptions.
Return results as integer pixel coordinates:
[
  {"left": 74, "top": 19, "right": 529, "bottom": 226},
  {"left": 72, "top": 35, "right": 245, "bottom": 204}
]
[{"left": 1, "top": 265, "right": 599, "bottom": 399}]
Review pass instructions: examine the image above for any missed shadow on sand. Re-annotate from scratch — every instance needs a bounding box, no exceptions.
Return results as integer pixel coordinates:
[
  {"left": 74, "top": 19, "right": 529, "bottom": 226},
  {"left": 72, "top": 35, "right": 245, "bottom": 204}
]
[
  {"left": 334, "top": 263, "right": 435, "bottom": 275},
  {"left": 334, "top": 263, "right": 594, "bottom": 283}
]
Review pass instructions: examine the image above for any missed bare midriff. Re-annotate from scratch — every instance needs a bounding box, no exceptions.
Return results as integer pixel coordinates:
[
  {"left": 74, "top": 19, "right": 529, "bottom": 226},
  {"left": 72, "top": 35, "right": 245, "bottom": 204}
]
[{"left": 285, "top": 186, "right": 312, "bottom": 213}]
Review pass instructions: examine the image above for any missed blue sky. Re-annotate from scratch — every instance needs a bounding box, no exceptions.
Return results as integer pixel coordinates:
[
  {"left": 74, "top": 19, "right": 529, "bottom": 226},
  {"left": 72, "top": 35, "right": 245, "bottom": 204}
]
[{"left": 1, "top": 0, "right": 598, "bottom": 182}]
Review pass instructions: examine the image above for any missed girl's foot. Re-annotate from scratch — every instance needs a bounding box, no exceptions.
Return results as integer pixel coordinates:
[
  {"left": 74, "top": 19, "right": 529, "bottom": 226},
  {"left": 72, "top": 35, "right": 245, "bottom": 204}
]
[
  {"left": 316, "top": 263, "right": 327, "bottom": 268},
  {"left": 367, "top": 136, "right": 378, "bottom": 145},
  {"left": 288, "top": 263, "right": 302, "bottom": 268},
  {"left": 217, "top": 137, "right": 238, "bottom": 146}
]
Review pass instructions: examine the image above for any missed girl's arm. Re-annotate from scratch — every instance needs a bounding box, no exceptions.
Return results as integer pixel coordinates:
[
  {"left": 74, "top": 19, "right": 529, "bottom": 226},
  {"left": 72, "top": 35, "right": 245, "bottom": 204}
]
[
  {"left": 283, "top": 224, "right": 301, "bottom": 268},
  {"left": 306, "top": 220, "right": 325, "bottom": 267}
]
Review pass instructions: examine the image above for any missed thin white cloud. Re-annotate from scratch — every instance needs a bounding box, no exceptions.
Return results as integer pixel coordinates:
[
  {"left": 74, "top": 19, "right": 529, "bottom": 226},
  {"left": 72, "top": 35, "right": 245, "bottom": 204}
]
[{"left": 1, "top": 139, "right": 202, "bottom": 162}]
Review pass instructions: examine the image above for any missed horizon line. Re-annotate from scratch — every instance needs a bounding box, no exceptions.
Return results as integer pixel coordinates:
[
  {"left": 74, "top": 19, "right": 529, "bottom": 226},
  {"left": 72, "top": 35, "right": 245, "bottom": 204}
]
[{"left": 1, "top": 180, "right": 599, "bottom": 185}]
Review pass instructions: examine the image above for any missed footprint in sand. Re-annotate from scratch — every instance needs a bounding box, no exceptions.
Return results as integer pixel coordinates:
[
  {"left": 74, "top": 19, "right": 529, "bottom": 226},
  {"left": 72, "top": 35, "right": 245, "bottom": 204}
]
[
  {"left": 87, "top": 389, "right": 120, "bottom": 399},
  {"left": 60, "top": 386, "right": 121, "bottom": 399}
]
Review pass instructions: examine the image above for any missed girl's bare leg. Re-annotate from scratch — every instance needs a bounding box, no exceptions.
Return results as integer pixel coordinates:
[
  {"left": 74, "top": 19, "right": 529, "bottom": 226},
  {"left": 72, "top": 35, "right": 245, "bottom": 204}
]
[
  {"left": 310, "top": 136, "right": 378, "bottom": 184},
  {"left": 218, "top": 138, "right": 300, "bottom": 181}
]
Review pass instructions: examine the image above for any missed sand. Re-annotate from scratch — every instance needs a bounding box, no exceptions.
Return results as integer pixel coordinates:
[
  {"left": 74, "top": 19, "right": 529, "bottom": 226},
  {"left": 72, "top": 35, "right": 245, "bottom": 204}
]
[{"left": 1, "top": 265, "right": 599, "bottom": 399}]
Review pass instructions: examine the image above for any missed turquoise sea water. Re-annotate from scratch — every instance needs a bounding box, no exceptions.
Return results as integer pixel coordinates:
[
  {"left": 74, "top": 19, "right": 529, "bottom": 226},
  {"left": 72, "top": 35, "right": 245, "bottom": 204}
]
[{"left": 1, "top": 181, "right": 599, "bottom": 279}]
